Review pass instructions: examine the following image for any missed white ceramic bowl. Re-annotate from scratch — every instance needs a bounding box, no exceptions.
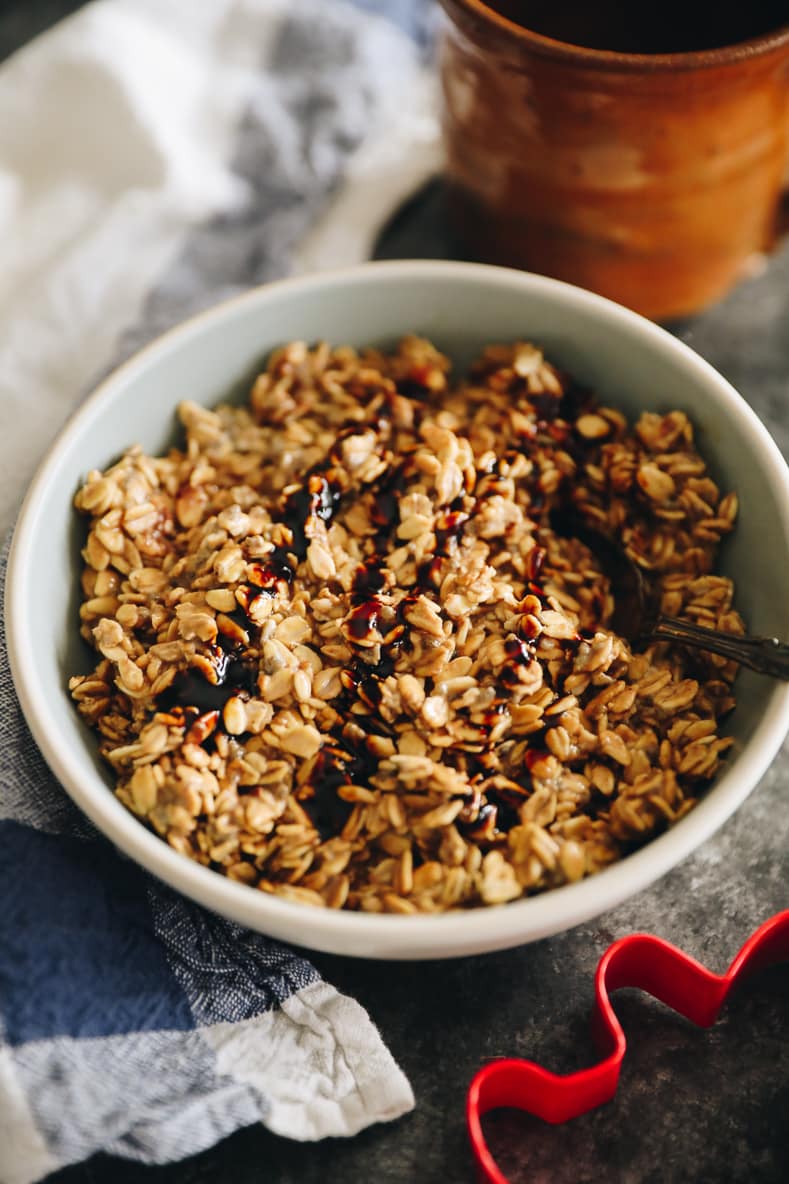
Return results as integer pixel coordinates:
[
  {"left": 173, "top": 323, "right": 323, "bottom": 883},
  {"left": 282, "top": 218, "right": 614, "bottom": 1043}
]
[{"left": 7, "top": 261, "right": 789, "bottom": 959}]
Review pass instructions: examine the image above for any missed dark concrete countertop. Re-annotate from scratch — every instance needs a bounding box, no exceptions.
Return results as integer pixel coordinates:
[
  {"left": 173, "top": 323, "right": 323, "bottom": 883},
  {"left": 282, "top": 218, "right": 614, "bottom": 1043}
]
[{"left": 4, "top": 5, "right": 788, "bottom": 1182}]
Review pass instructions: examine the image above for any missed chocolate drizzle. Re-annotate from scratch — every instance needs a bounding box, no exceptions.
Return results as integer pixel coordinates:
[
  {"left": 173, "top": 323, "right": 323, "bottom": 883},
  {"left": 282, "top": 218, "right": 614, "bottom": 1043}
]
[
  {"left": 370, "top": 458, "right": 410, "bottom": 538},
  {"left": 246, "top": 554, "right": 294, "bottom": 592},
  {"left": 458, "top": 774, "right": 529, "bottom": 841},
  {"left": 296, "top": 743, "right": 357, "bottom": 840},
  {"left": 152, "top": 362, "right": 599, "bottom": 849},
  {"left": 296, "top": 724, "right": 386, "bottom": 839},
  {"left": 157, "top": 654, "right": 257, "bottom": 716},
  {"left": 352, "top": 560, "right": 387, "bottom": 599},
  {"left": 499, "top": 636, "right": 537, "bottom": 689},
  {"left": 281, "top": 473, "right": 342, "bottom": 560}
]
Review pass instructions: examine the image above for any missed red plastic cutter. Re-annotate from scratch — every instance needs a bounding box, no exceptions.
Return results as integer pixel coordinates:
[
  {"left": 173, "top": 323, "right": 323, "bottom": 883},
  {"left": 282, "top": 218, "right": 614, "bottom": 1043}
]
[{"left": 467, "top": 910, "right": 789, "bottom": 1184}]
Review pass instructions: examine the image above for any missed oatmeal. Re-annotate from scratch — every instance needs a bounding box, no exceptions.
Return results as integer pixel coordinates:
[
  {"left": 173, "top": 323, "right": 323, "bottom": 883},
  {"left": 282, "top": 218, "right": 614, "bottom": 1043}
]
[{"left": 69, "top": 337, "right": 742, "bottom": 912}]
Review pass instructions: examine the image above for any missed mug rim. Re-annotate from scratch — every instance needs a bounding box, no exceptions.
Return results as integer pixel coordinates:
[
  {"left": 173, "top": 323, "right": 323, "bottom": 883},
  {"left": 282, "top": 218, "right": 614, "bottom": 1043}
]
[{"left": 442, "top": 0, "right": 789, "bottom": 71}]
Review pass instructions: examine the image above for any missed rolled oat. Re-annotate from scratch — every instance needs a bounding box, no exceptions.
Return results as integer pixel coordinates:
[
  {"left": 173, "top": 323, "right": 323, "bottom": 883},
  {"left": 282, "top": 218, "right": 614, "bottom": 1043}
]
[{"left": 70, "top": 336, "right": 741, "bottom": 912}]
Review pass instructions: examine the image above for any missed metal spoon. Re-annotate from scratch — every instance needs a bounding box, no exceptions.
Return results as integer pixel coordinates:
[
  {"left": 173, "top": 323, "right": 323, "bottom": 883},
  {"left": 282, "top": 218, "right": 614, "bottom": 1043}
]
[{"left": 548, "top": 508, "right": 789, "bottom": 679}]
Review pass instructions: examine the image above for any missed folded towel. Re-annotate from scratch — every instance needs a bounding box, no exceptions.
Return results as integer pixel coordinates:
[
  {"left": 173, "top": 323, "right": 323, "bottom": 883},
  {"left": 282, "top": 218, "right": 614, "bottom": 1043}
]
[{"left": 0, "top": 1, "right": 442, "bottom": 1180}]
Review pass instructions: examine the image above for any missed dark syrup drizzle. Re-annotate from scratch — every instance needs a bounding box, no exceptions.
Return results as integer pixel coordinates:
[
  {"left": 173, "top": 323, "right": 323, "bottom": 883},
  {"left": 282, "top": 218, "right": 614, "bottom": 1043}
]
[
  {"left": 154, "top": 374, "right": 595, "bottom": 841},
  {"left": 157, "top": 650, "right": 257, "bottom": 716}
]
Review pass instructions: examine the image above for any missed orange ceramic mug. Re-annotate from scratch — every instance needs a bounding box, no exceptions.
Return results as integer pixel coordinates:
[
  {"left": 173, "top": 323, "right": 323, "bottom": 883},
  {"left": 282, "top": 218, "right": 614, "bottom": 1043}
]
[{"left": 438, "top": 0, "right": 789, "bottom": 320}]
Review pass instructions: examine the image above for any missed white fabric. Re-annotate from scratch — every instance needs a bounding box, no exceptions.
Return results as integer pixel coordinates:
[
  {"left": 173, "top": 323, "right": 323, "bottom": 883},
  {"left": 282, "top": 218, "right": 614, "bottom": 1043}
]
[
  {"left": 0, "top": 1045, "right": 58, "bottom": 1184},
  {"left": 0, "top": 0, "right": 441, "bottom": 539},
  {"left": 204, "top": 981, "right": 415, "bottom": 1140}
]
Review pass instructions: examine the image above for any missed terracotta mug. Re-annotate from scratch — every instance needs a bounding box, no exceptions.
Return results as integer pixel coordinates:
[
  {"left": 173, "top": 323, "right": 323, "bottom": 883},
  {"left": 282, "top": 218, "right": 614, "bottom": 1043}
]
[{"left": 438, "top": 1, "right": 789, "bottom": 319}]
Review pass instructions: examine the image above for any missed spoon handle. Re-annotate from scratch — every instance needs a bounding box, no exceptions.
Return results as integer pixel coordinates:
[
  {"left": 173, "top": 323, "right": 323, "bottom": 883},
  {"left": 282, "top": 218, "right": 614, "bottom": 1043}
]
[{"left": 651, "top": 616, "right": 789, "bottom": 679}]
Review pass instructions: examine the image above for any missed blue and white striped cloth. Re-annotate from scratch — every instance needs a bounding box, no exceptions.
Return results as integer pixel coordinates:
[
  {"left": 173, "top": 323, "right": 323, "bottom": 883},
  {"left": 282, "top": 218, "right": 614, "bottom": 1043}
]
[{"left": 0, "top": 1, "right": 440, "bottom": 1179}]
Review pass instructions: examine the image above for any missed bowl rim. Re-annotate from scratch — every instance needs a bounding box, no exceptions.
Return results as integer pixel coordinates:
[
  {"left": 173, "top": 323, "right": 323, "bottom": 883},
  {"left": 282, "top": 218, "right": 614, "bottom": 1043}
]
[{"left": 7, "top": 258, "right": 789, "bottom": 959}]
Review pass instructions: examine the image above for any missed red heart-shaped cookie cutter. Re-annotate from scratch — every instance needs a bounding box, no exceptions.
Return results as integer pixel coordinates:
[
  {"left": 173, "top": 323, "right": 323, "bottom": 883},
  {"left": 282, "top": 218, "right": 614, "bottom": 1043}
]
[{"left": 467, "top": 909, "right": 789, "bottom": 1184}]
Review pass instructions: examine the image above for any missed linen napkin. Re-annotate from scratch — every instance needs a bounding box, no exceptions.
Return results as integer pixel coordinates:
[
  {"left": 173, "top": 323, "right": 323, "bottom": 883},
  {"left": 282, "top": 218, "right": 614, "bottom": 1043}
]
[{"left": 0, "top": 1, "right": 442, "bottom": 1181}]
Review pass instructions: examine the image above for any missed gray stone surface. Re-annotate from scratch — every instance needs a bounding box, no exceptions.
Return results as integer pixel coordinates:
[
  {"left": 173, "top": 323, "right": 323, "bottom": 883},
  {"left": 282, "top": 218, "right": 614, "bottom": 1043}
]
[{"left": 4, "top": 4, "right": 788, "bottom": 1183}]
